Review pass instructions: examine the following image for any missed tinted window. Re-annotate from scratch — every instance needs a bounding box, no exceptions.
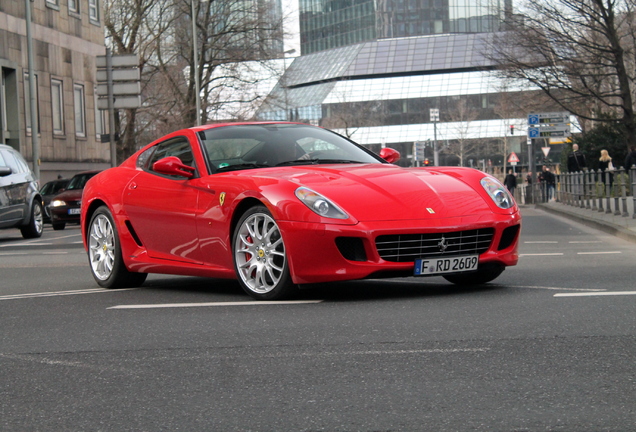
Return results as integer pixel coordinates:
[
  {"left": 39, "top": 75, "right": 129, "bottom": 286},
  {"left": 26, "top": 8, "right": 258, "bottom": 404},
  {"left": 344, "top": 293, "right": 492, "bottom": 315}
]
[
  {"left": 200, "top": 124, "right": 383, "bottom": 172},
  {"left": 66, "top": 172, "right": 98, "bottom": 190},
  {"left": 147, "top": 137, "right": 196, "bottom": 178}
]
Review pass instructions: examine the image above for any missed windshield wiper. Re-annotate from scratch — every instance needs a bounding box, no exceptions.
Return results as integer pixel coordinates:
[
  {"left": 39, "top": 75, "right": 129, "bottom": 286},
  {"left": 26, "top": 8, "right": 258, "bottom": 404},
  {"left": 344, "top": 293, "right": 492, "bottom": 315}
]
[
  {"left": 276, "top": 159, "right": 363, "bottom": 166},
  {"left": 215, "top": 163, "right": 270, "bottom": 173}
]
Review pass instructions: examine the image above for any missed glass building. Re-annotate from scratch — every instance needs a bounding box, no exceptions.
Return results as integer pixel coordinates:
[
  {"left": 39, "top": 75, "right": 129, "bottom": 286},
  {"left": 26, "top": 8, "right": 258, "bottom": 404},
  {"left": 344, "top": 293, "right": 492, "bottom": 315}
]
[
  {"left": 300, "top": 0, "right": 513, "bottom": 55},
  {"left": 257, "top": 32, "right": 545, "bottom": 167}
]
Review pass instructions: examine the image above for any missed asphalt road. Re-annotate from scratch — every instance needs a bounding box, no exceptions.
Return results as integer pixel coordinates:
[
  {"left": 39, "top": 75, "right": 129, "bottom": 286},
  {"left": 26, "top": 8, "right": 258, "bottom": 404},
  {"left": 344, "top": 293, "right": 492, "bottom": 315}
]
[{"left": 1, "top": 209, "right": 635, "bottom": 431}]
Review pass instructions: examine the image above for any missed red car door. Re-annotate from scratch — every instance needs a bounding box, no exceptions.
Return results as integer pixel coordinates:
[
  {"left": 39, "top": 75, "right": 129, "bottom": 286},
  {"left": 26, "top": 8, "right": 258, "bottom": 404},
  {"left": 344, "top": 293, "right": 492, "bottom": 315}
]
[{"left": 122, "top": 137, "right": 203, "bottom": 264}]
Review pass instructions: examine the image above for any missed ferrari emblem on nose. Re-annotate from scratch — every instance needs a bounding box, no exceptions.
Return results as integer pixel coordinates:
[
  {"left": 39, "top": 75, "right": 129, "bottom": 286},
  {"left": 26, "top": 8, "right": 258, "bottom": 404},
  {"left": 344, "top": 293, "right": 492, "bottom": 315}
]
[
  {"left": 219, "top": 192, "right": 226, "bottom": 206},
  {"left": 438, "top": 236, "right": 448, "bottom": 252}
]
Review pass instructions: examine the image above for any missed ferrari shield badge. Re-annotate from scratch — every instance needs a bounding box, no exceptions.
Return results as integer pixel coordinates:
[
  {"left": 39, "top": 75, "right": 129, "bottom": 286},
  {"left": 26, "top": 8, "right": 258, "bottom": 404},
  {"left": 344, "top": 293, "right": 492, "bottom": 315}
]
[{"left": 219, "top": 192, "right": 226, "bottom": 206}]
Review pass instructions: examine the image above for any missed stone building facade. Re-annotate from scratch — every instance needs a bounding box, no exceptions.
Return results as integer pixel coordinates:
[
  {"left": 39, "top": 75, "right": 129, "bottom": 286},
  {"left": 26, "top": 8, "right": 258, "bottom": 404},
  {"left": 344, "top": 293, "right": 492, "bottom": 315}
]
[{"left": 0, "top": 0, "right": 109, "bottom": 183}]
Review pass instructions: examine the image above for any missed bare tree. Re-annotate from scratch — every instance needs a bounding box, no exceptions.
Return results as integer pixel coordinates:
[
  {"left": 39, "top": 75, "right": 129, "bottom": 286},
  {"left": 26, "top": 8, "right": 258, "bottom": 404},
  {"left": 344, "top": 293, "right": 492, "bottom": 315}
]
[
  {"left": 490, "top": 0, "right": 636, "bottom": 149},
  {"left": 444, "top": 99, "right": 482, "bottom": 166},
  {"left": 103, "top": 0, "right": 286, "bottom": 162}
]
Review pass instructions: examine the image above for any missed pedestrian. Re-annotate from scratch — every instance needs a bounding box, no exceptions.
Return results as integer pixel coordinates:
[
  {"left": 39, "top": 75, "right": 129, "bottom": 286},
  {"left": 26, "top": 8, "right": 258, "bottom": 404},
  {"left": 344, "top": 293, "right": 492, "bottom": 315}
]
[
  {"left": 504, "top": 169, "right": 517, "bottom": 197},
  {"left": 567, "top": 144, "right": 587, "bottom": 172},
  {"left": 543, "top": 167, "right": 556, "bottom": 201},
  {"left": 625, "top": 146, "right": 636, "bottom": 171},
  {"left": 538, "top": 167, "right": 546, "bottom": 202},
  {"left": 598, "top": 149, "right": 614, "bottom": 188}
]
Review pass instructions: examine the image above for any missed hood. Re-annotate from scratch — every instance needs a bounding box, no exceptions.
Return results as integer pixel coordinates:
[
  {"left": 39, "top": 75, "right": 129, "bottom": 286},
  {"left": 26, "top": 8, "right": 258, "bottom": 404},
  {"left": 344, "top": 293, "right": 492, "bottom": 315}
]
[
  {"left": 53, "top": 188, "right": 84, "bottom": 201},
  {"left": 253, "top": 164, "right": 499, "bottom": 222}
]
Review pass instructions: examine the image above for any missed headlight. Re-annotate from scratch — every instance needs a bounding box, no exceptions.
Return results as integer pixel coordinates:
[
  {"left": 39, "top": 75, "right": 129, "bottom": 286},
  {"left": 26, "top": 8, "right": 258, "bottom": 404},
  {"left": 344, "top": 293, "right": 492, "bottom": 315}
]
[
  {"left": 480, "top": 176, "right": 514, "bottom": 209},
  {"left": 50, "top": 199, "right": 66, "bottom": 207},
  {"left": 295, "top": 187, "right": 348, "bottom": 219}
]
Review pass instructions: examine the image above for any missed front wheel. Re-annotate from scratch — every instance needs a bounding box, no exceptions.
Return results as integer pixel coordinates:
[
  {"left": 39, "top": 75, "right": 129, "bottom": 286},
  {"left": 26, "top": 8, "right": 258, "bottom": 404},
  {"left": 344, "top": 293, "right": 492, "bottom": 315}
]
[
  {"left": 20, "top": 199, "right": 44, "bottom": 239},
  {"left": 88, "top": 206, "right": 147, "bottom": 288},
  {"left": 232, "top": 206, "right": 296, "bottom": 300},
  {"left": 443, "top": 264, "right": 505, "bottom": 286}
]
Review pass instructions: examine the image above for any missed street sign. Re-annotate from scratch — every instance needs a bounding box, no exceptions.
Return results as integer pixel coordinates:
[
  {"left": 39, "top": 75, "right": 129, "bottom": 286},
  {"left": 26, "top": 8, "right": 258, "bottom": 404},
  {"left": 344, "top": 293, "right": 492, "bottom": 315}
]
[
  {"left": 96, "top": 54, "right": 139, "bottom": 68},
  {"left": 97, "top": 95, "right": 141, "bottom": 110},
  {"left": 430, "top": 108, "right": 439, "bottom": 122},
  {"left": 528, "top": 112, "right": 570, "bottom": 126},
  {"left": 528, "top": 125, "right": 571, "bottom": 138},
  {"left": 96, "top": 82, "right": 141, "bottom": 97},
  {"left": 96, "top": 68, "right": 140, "bottom": 82},
  {"left": 542, "top": 147, "right": 551, "bottom": 157},
  {"left": 507, "top": 152, "right": 520, "bottom": 163}
]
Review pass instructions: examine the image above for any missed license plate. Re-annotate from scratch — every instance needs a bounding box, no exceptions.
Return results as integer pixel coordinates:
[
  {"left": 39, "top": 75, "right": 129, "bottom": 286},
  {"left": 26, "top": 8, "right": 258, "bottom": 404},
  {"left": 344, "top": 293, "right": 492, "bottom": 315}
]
[
  {"left": 414, "top": 255, "right": 479, "bottom": 276},
  {"left": 68, "top": 208, "right": 81, "bottom": 215}
]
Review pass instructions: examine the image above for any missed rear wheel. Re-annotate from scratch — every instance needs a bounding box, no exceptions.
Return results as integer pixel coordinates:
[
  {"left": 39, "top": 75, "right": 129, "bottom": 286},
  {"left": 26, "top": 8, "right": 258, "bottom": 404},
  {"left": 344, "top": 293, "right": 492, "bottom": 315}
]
[
  {"left": 20, "top": 199, "right": 43, "bottom": 239},
  {"left": 88, "top": 206, "right": 147, "bottom": 288},
  {"left": 443, "top": 264, "right": 505, "bottom": 286},
  {"left": 233, "top": 206, "right": 296, "bottom": 300}
]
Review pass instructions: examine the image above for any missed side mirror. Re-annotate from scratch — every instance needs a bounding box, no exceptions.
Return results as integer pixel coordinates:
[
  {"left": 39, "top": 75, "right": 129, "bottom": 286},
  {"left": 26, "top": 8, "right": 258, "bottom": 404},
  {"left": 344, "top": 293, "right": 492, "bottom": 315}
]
[
  {"left": 0, "top": 166, "right": 12, "bottom": 177},
  {"left": 380, "top": 148, "right": 400, "bottom": 164},
  {"left": 152, "top": 156, "right": 195, "bottom": 178}
]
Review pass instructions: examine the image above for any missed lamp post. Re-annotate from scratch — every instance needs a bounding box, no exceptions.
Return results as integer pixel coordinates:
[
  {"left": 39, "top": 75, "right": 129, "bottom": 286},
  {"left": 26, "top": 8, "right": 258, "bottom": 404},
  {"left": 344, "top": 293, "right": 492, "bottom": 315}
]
[
  {"left": 25, "top": 0, "right": 40, "bottom": 179},
  {"left": 191, "top": 0, "right": 202, "bottom": 126},
  {"left": 430, "top": 108, "right": 439, "bottom": 166}
]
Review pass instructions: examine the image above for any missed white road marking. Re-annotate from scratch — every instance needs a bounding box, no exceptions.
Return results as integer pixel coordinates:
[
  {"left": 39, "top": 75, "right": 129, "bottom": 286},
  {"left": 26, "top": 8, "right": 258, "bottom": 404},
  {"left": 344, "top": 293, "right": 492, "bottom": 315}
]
[
  {"left": 108, "top": 300, "right": 324, "bottom": 309},
  {"left": 576, "top": 251, "right": 622, "bottom": 255},
  {"left": 569, "top": 241, "right": 603, "bottom": 244},
  {"left": 524, "top": 241, "right": 558, "bottom": 244},
  {"left": 555, "top": 291, "right": 636, "bottom": 297},
  {"left": 0, "top": 288, "right": 137, "bottom": 301},
  {"left": 512, "top": 285, "right": 605, "bottom": 292},
  {"left": 519, "top": 253, "right": 564, "bottom": 256}
]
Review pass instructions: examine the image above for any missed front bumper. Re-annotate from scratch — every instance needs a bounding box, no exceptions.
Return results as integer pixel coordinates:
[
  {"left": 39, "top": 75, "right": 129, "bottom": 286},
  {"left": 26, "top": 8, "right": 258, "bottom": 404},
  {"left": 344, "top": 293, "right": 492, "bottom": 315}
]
[{"left": 280, "top": 212, "right": 521, "bottom": 285}]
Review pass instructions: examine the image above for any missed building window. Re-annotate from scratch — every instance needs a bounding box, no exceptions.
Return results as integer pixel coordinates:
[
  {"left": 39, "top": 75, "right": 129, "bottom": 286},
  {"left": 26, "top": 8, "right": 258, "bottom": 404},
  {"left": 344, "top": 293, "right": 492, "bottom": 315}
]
[
  {"left": 45, "top": 0, "right": 59, "bottom": 9},
  {"left": 94, "top": 86, "right": 106, "bottom": 139},
  {"left": 51, "top": 79, "right": 64, "bottom": 135},
  {"left": 23, "top": 72, "right": 40, "bottom": 135},
  {"left": 69, "top": 0, "right": 80, "bottom": 15},
  {"left": 74, "top": 84, "right": 86, "bottom": 137},
  {"left": 88, "top": 0, "right": 100, "bottom": 22}
]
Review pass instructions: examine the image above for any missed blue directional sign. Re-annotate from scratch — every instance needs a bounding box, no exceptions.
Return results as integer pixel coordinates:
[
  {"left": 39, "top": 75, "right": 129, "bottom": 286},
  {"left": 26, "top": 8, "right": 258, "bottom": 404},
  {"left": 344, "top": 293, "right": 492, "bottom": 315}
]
[
  {"left": 528, "top": 114, "right": 539, "bottom": 125},
  {"left": 528, "top": 127, "right": 540, "bottom": 138}
]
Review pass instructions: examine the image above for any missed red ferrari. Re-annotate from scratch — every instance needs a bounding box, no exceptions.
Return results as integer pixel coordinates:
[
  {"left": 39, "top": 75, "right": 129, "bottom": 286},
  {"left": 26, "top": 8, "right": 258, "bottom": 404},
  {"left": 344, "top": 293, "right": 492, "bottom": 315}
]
[{"left": 81, "top": 122, "right": 520, "bottom": 300}]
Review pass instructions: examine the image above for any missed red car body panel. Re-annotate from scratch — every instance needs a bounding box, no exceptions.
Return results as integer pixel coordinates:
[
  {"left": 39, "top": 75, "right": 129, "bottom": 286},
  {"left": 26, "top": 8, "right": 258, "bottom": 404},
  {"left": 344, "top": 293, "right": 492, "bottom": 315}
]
[{"left": 81, "top": 122, "right": 520, "bottom": 286}]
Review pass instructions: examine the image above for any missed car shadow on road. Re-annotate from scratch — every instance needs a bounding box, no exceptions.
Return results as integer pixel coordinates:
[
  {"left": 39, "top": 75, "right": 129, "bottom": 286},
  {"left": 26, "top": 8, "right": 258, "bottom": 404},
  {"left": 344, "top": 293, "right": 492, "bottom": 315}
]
[{"left": 139, "top": 275, "right": 505, "bottom": 302}]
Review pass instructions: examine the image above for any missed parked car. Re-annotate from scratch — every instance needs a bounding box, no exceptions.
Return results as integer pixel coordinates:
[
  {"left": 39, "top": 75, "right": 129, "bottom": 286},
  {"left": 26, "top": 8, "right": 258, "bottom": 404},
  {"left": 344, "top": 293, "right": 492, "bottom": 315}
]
[
  {"left": 0, "top": 144, "right": 43, "bottom": 239},
  {"left": 40, "top": 178, "right": 70, "bottom": 223},
  {"left": 81, "top": 122, "right": 521, "bottom": 300},
  {"left": 49, "top": 170, "right": 101, "bottom": 230}
]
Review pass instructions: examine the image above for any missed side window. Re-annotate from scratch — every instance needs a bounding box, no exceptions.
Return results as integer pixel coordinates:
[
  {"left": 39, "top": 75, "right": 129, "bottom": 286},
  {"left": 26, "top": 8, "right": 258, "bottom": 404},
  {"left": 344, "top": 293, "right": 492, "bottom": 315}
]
[
  {"left": 2, "top": 150, "right": 22, "bottom": 174},
  {"left": 146, "top": 137, "right": 196, "bottom": 179},
  {"left": 0, "top": 151, "right": 8, "bottom": 169}
]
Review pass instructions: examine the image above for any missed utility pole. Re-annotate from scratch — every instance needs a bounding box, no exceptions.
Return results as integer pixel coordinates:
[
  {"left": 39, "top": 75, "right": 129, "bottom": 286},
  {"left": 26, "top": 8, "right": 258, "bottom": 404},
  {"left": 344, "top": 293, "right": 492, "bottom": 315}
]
[{"left": 25, "top": 0, "right": 40, "bottom": 180}]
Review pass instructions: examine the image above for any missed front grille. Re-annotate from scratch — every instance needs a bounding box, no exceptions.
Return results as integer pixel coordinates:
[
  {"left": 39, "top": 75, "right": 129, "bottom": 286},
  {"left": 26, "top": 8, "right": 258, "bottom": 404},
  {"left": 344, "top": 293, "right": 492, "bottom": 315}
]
[{"left": 376, "top": 228, "right": 494, "bottom": 263}]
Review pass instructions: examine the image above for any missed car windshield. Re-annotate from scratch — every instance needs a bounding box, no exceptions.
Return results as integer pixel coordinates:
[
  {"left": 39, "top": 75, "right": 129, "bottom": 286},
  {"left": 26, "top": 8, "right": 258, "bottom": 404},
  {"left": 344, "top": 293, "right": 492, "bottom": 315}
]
[
  {"left": 40, "top": 180, "right": 68, "bottom": 195},
  {"left": 66, "top": 173, "right": 97, "bottom": 190},
  {"left": 199, "top": 124, "right": 384, "bottom": 173}
]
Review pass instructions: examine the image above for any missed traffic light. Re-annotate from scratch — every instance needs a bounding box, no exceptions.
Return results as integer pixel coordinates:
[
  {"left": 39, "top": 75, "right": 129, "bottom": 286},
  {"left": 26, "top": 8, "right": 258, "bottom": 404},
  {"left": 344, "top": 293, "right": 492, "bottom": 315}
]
[
  {"left": 510, "top": 125, "right": 515, "bottom": 135},
  {"left": 424, "top": 158, "right": 430, "bottom": 166}
]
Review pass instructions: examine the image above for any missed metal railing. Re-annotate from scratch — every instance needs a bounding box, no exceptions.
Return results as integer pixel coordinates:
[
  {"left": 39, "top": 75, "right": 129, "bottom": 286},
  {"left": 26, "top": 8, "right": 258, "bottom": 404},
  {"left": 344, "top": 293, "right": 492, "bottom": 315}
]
[{"left": 541, "top": 165, "right": 636, "bottom": 219}]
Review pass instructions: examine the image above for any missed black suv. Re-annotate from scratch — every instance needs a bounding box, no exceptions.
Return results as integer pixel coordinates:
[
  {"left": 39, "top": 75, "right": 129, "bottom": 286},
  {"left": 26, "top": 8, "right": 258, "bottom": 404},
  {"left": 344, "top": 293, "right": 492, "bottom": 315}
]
[{"left": 0, "top": 144, "right": 43, "bottom": 238}]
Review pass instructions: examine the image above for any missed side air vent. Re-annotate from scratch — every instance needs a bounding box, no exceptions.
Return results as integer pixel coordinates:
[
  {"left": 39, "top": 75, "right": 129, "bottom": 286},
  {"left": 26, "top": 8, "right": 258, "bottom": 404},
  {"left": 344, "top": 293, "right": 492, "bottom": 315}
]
[{"left": 335, "top": 237, "right": 367, "bottom": 262}]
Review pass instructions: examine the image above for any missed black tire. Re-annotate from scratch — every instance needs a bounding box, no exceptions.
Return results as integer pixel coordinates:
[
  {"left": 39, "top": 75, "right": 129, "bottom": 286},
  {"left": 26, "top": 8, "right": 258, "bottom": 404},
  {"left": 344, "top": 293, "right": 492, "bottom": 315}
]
[
  {"left": 52, "top": 223, "right": 66, "bottom": 231},
  {"left": 20, "top": 199, "right": 44, "bottom": 239},
  {"left": 443, "top": 264, "right": 505, "bottom": 286},
  {"left": 232, "top": 205, "right": 296, "bottom": 300},
  {"left": 87, "top": 206, "right": 147, "bottom": 288}
]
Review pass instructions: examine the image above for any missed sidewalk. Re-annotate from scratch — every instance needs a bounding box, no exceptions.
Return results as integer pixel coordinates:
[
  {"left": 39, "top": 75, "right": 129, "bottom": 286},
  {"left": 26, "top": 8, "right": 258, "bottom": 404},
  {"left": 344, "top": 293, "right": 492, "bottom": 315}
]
[{"left": 533, "top": 196, "right": 636, "bottom": 244}]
